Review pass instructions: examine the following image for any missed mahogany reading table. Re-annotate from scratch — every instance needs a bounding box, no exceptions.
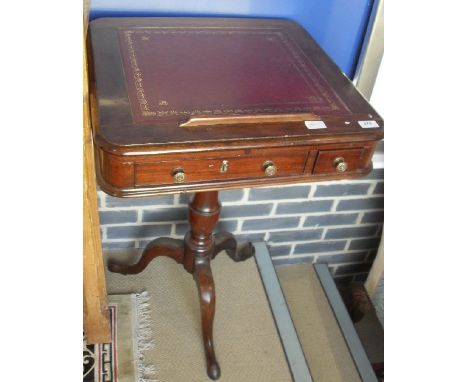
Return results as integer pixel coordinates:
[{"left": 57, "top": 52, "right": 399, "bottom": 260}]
[{"left": 89, "top": 17, "right": 383, "bottom": 380}]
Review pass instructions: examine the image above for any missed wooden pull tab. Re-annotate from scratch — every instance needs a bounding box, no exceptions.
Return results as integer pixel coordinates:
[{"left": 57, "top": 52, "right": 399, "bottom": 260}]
[{"left": 179, "top": 113, "right": 320, "bottom": 127}]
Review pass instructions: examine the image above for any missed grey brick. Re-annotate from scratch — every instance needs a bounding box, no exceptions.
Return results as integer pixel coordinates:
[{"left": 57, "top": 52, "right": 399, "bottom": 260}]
[
  {"left": 178, "top": 193, "right": 192, "bottom": 204},
  {"left": 349, "top": 237, "right": 382, "bottom": 251},
  {"left": 361, "top": 211, "right": 384, "bottom": 223},
  {"left": 143, "top": 207, "right": 187, "bottom": 223},
  {"left": 249, "top": 186, "right": 310, "bottom": 201},
  {"left": 373, "top": 182, "right": 384, "bottom": 195},
  {"left": 362, "top": 168, "right": 384, "bottom": 180},
  {"left": 220, "top": 189, "right": 245, "bottom": 202},
  {"left": 269, "top": 229, "right": 323, "bottom": 243},
  {"left": 268, "top": 245, "right": 292, "bottom": 257},
  {"left": 105, "top": 195, "right": 174, "bottom": 208},
  {"left": 303, "top": 213, "right": 358, "bottom": 227},
  {"left": 276, "top": 200, "right": 333, "bottom": 214},
  {"left": 336, "top": 197, "right": 384, "bottom": 211},
  {"left": 242, "top": 217, "right": 300, "bottom": 231},
  {"left": 179, "top": 189, "right": 244, "bottom": 204},
  {"left": 174, "top": 224, "right": 189, "bottom": 236},
  {"left": 314, "top": 183, "right": 370, "bottom": 197},
  {"left": 217, "top": 220, "right": 240, "bottom": 233},
  {"left": 175, "top": 220, "right": 238, "bottom": 236},
  {"left": 107, "top": 224, "right": 171, "bottom": 239},
  {"left": 102, "top": 241, "right": 136, "bottom": 249},
  {"left": 234, "top": 233, "right": 266, "bottom": 243},
  {"left": 99, "top": 210, "right": 138, "bottom": 225},
  {"left": 294, "top": 240, "right": 347, "bottom": 254},
  {"left": 273, "top": 256, "right": 315, "bottom": 266},
  {"left": 221, "top": 204, "right": 273, "bottom": 218},
  {"left": 334, "top": 262, "right": 372, "bottom": 276},
  {"left": 316, "top": 252, "right": 368, "bottom": 264},
  {"left": 324, "top": 225, "right": 379, "bottom": 240},
  {"left": 218, "top": 219, "right": 240, "bottom": 232}
]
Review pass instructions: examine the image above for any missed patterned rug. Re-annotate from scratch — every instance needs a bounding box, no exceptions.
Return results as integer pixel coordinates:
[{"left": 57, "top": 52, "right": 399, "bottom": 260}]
[{"left": 83, "top": 292, "right": 155, "bottom": 382}]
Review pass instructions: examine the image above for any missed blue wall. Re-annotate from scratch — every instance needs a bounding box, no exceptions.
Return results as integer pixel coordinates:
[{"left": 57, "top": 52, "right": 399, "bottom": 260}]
[{"left": 90, "top": 0, "right": 373, "bottom": 78}]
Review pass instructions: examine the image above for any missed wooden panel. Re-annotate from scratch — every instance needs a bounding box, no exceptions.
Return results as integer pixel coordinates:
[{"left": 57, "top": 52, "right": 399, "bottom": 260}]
[
  {"left": 312, "top": 149, "right": 364, "bottom": 175},
  {"left": 83, "top": 3, "right": 111, "bottom": 344},
  {"left": 135, "top": 147, "right": 310, "bottom": 186}
]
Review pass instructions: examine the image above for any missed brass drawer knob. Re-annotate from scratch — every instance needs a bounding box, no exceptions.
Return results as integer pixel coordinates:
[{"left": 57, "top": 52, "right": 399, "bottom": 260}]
[
  {"left": 263, "top": 161, "right": 277, "bottom": 176},
  {"left": 172, "top": 168, "right": 186, "bottom": 183},
  {"left": 220, "top": 160, "right": 229, "bottom": 173},
  {"left": 333, "top": 157, "right": 348, "bottom": 172}
]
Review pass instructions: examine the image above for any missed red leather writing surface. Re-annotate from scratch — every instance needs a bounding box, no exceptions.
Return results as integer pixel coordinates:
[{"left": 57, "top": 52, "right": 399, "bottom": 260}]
[{"left": 118, "top": 28, "right": 351, "bottom": 124}]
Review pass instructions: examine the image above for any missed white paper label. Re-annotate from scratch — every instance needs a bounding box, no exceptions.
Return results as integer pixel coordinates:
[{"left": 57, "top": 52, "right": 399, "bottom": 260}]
[
  {"left": 305, "top": 120, "right": 327, "bottom": 129},
  {"left": 358, "top": 120, "right": 379, "bottom": 128}
]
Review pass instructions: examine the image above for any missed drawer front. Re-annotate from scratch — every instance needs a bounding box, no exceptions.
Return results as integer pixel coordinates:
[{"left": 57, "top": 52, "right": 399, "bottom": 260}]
[
  {"left": 135, "top": 147, "right": 310, "bottom": 186},
  {"left": 313, "top": 149, "right": 365, "bottom": 175}
]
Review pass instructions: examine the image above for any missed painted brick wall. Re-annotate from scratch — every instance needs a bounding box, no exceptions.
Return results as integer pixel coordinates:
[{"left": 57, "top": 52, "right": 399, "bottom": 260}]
[{"left": 98, "top": 169, "right": 383, "bottom": 283}]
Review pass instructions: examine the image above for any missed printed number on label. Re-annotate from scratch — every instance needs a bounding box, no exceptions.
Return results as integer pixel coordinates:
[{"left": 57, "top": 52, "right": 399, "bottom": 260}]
[
  {"left": 305, "top": 121, "right": 327, "bottom": 130},
  {"left": 358, "top": 120, "right": 380, "bottom": 128}
]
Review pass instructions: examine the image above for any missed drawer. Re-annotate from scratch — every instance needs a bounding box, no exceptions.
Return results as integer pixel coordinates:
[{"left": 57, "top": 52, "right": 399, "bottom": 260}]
[
  {"left": 313, "top": 149, "right": 365, "bottom": 175},
  {"left": 134, "top": 147, "right": 311, "bottom": 186}
]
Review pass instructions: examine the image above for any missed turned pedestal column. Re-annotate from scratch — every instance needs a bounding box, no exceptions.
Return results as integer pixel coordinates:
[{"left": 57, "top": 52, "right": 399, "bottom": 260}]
[{"left": 108, "top": 191, "right": 254, "bottom": 380}]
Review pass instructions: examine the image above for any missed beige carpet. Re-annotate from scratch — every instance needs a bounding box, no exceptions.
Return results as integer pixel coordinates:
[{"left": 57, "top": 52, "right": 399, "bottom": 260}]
[
  {"left": 276, "top": 264, "right": 361, "bottom": 382},
  {"left": 104, "top": 250, "right": 292, "bottom": 382}
]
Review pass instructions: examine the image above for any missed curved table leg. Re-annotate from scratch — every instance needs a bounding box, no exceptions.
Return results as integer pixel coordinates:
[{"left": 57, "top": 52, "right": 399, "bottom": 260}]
[
  {"left": 213, "top": 231, "right": 255, "bottom": 262},
  {"left": 194, "top": 261, "right": 220, "bottom": 380},
  {"left": 108, "top": 237, "right": 184, "bottom": 275},
  {"left": 213, "top": 231, "right": 237, "bottom": 259}
]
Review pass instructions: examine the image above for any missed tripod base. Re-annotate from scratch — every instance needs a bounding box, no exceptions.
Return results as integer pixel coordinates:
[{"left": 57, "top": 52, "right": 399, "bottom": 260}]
[{"left": 108, "top": 191, "right": 255, "bottom": 380}]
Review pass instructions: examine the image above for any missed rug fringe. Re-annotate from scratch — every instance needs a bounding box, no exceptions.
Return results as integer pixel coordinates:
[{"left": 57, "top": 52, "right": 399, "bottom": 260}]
[{"left": 133, "top": 291, "right": 158, "bottom": 382}]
